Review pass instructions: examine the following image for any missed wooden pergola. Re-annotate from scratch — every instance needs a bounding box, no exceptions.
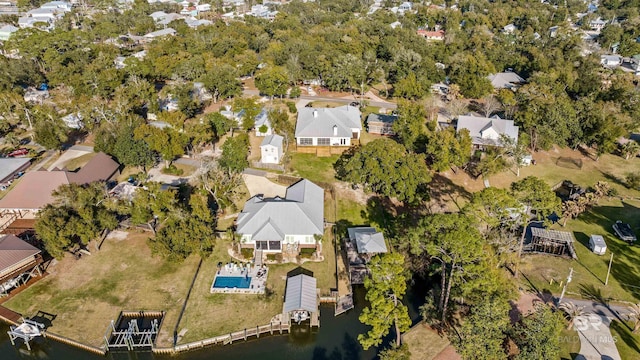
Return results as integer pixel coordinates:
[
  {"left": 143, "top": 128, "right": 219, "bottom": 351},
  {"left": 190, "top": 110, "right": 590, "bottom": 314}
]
[{"left": 529, "top": 228, "right": 578, "bottom": 259}]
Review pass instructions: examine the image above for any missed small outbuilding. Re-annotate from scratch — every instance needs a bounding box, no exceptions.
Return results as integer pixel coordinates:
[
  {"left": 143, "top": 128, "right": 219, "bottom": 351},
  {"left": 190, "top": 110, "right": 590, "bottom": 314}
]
[
  {"left": 345, "top": 227, "right": 388, "bottom": 285},
  {"left": 589, "top": 235, "right": 607, "bottom": 255},
  {"left": 260, "top": 134, "right": 283, "bottom": 164},
  {"left": 366, "top": 113, "right": 398, "bottom": 135}
]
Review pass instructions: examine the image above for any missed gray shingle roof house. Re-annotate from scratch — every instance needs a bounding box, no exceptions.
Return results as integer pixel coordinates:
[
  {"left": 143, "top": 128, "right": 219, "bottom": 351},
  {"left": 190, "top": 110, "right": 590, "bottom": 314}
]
[
  {"left": 237, "top": 179, "right": 324, "bottom": 253},
  {"left": 487, "top": 72, "right": 525, "bottom": 89},
  {"left": 260, "top": 134, "right": 283, "bottom": 164},
  {"left": 366, "top": 113, "right": 397, "bottom": 135},
  {"left": 295, "top": 105, "right": 362, "bottom": 147},
  {"left": 456, "top": 115, "right": 518, "bottom": 147}
]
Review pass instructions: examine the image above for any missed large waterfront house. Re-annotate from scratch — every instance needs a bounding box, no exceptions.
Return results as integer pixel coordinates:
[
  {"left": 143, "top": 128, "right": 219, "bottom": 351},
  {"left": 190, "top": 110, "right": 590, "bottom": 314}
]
[
  {"left": 295, "top": 106, "right": 361, "bottom": 147},
  {"left": 236, "top": 179, "right": 324, "bottom": 253}
]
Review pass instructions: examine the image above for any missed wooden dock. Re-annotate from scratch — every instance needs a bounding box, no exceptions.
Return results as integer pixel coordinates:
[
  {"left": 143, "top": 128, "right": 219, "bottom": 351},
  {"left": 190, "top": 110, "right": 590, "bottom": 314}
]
[
  {"left": 335, "top": 294, "right": 354, "bottom": 316},
  {"left": 154, "top": 322, "right": 291, "bottom": 355},
  {"left": 0, "top": 305, "right": 22, "bottom": 325}
]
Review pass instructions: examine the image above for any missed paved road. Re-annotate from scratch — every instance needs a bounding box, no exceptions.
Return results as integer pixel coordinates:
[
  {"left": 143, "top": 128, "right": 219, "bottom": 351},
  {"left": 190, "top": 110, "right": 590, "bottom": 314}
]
[
  {"left": 243, "top": 89, "right": 397, "bottom": 109},
  {"left": 560, "top": 298, "right": 632, "bottom": 320},
  {"left": 175, "top": 157, "right": 201, "bottom": 167},
  {"left": 70, "top": 145, "right": 94, "bottom": 152}
]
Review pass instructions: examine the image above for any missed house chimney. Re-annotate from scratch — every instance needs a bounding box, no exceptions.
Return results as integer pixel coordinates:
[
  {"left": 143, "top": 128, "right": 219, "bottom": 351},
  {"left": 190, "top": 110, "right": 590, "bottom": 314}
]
[
  {"left": 313, "top": 110, "right": 318, "bottom": 118},
  {"left": 333, "top": 125, "right": 338, "bottom": 136}
]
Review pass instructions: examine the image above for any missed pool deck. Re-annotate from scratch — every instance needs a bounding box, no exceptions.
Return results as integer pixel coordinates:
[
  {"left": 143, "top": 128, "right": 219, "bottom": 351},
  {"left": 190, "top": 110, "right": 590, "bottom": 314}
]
[{"left": 210, "top": 263, "right": 268, "bottom": 295}]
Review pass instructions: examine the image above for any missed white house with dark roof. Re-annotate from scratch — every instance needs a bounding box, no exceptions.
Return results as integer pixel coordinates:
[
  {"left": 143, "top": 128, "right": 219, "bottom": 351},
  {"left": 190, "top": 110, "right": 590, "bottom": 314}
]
[
  {"left": 487, "top": 71, "right": 525, "bottom": 90},
  {"left": 260, "top": 134, "right": 283, "bottom": 164},
  {"left": 295, "top": 106, "right": 362, "bottom": 147},
  {"left": 236, "top": 179, "right": 324, "bottom": 253},
  {"left": 456, "top": 114, "right": 518, "bottom": 148}
]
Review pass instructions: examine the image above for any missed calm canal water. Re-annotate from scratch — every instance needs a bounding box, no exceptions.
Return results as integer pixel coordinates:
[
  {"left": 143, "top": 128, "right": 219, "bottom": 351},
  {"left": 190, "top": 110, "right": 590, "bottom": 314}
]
[{"left": 0, "top": 282, "right": 427, "bottom": 360}]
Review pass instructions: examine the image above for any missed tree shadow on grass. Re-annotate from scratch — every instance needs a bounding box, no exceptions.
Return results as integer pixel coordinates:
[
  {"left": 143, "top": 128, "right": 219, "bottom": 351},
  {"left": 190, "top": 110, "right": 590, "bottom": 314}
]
[
  {"left": 610, "top": 320, "right": 640, "bottom": 354},
  {"left": 361, "top": 196, "right": 400, "bottom": 237},
  {"left": 599, "top": 171, "right": 629, "bottom": 189},
  {"left": 428, "top": 173, "right": 472, "bottom": 212}
]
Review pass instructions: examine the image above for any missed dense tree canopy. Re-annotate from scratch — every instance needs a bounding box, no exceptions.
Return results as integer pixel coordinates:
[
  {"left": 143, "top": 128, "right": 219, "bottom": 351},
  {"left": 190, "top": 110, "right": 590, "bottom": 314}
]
[
  {"left": 35, "top": 183, "right": 118, "bottom": 259},
  {"left": 335, "top": 139, "right": 431, "bottom": 203}
]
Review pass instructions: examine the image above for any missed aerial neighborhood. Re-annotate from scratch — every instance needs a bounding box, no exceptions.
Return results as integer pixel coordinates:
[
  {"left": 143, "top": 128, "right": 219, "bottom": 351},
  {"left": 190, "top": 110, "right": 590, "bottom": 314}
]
[{"left": 1, "top": 0, "right": 640, "bottom": 359}]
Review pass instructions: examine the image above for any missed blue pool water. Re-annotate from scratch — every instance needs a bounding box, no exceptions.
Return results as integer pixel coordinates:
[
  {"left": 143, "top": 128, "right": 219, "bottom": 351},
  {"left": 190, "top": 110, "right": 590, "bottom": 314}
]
[{"left": 213, "top": 276, "right": 252, "bottom": 289}]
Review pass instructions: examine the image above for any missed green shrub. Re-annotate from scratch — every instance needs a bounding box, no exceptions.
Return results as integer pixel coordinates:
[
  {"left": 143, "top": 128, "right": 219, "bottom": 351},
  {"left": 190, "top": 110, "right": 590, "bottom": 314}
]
[
  {"left": 626, "top": 173, "right": 640, "bottom": 189},
  {"left": 161, "top": 164, "right": 184, "bottom": 176},
  {"left": 241, "top": 248, "right": 254, "bottom": 259},
  {"left": 286, "top": 101, "right": 297, "bottom": 114},
  {"left": 266, "top": 253, "right": 283, "bottom": 262},
  {"left": 299, "top": 248, "right": 315, "bottom": 258},
  {"left": 289, "top": 87, "right": 301, "bottom": 99}
]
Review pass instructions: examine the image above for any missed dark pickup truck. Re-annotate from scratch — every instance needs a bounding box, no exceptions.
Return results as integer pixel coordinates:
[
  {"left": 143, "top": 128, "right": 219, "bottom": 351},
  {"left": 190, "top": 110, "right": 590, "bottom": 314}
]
[{"left": 613, "top": 221, "right": 637, "bottom": 243}]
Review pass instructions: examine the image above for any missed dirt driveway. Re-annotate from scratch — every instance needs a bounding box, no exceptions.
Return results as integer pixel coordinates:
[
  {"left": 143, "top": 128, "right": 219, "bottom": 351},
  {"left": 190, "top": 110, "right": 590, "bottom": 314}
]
[{"left": 242, "top": 174, "right": 287, "bottom": 198}]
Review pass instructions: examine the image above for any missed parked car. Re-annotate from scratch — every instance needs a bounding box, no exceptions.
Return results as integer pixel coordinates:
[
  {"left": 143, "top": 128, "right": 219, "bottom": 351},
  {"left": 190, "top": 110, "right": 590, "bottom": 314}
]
[
  {"left": 589, "top": 235, "right": 607, "bottom": 255},
  {"left": 612, "top": 220, "right": 637, "bottom": 243},
  {"left": 7, "top": 148, "right": 28, "bottom": 157}
]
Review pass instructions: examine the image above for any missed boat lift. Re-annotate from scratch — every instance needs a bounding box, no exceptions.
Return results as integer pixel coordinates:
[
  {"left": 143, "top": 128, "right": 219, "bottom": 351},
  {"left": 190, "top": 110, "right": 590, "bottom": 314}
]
[{"left": 7, "top": 319, "right": 45, "bottom": 350}]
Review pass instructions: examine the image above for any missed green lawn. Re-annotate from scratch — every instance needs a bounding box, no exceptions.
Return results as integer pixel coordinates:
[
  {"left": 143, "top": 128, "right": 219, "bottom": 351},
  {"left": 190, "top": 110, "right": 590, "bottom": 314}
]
[
  {"left": 178, "top": 232, "right": 337, "bottom": 344},
  {"left": 520, "top": 198, "right": 640, "bottom": 303},
  {"left": 610, "top": 320, "right": 640, "bottom": 359},
  {"left": 559, "top": 327, "right": 580, "bottom": 360},
  {"left": 3, "top": 232, "right": 199, "bottom": 347},
  {"left": 289, "top": 153, "right": 339, "bottom": 184},
  {"left": 487, "top": 147, "right": 640, "bottom": 198}
]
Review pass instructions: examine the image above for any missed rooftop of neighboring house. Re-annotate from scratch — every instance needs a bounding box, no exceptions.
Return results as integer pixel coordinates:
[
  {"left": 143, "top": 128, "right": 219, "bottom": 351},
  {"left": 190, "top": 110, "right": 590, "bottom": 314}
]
[
  {"left": 0, "top": 234, "right": 40, "bottom": 275},
  {"left": 487, "top": 71, "right": 525, "bottom": 89},
  {"left": 456, "top": 114, "right": 519, "bottom": 146},
  {"left": 0, "top": 152, "right": 119, "bottom": 210}
]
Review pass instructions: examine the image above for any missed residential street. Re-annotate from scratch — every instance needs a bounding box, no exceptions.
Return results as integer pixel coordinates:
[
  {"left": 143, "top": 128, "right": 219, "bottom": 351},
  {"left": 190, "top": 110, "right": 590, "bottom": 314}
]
[{"left": 242, "top": 89, "right": 397, "bottom": 109}]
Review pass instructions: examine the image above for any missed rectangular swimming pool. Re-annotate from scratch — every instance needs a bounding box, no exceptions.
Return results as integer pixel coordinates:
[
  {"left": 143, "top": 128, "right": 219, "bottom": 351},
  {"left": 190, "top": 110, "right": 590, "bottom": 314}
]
[{"left": 213, "top": 276, "right": 252, "bottom": 289}]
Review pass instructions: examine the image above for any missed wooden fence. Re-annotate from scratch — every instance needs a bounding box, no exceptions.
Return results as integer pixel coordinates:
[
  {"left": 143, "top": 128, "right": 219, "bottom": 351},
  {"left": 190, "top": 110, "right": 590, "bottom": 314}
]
[
  {"left": 251, "top": 161, "right": 285, "bottom": 172},
  {"left": 294, "top": 145, "right": 352, "bottom": 157},
  {"left": 153, "top": 322, "right": 291, "bottom": 355}
]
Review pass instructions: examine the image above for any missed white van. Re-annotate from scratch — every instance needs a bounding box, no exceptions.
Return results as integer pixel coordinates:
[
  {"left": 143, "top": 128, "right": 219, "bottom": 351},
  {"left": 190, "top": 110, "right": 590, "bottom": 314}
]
[{"left": 589, "top": 235, "right": 607, "bottom": 255}]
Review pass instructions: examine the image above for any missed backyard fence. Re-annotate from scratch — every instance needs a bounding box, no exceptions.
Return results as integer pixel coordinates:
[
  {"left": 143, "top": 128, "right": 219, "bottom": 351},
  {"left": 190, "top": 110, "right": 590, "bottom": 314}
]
[{"left": 251, "top": 161, "right": 285, "bottom": 172}]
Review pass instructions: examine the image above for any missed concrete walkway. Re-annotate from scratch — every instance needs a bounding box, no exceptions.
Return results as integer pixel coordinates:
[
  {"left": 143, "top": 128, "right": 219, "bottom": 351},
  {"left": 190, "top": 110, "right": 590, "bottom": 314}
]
[
  {"left": 574, "top": 314, "right": 621, "bottom": 360},
  {"left": 242, "top": 174, "right": 286, "bottom": 198}
]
